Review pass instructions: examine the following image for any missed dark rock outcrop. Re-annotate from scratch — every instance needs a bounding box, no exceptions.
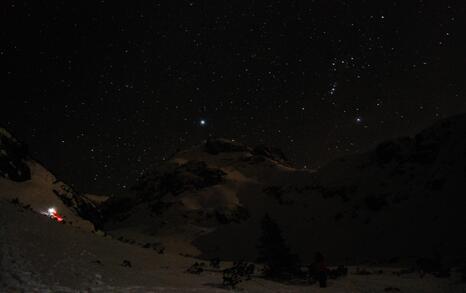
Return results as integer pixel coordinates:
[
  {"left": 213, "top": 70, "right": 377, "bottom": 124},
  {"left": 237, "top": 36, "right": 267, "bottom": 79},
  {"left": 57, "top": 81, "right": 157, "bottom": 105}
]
[
  {"left": 0, "top": 128, "right": 31, "bottom": 181},
  {"left": 204, "top": 138, "right": 250, "bottom": 155}
]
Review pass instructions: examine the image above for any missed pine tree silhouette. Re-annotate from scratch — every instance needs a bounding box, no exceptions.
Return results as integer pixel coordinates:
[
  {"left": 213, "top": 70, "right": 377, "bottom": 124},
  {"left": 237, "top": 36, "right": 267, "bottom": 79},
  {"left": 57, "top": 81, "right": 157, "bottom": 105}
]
[{"left": 257, "top": 213, "right": 300, "bottom": 278}]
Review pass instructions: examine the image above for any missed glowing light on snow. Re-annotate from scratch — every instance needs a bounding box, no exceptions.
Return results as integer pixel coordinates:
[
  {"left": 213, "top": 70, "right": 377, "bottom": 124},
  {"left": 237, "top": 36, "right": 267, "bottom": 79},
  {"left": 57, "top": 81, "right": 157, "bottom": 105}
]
[{"left": 41, "top": 207, "right": 64, "bottom": 222}]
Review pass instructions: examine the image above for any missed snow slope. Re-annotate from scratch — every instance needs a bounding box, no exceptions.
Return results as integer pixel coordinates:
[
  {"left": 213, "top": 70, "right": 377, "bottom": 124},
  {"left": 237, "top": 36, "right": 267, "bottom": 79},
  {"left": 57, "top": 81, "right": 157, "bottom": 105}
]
[
  {"left": 0, "top": 127, "right": 97, "bottom": 231},
  {"left": 2, "top": 200, "right": 465, "bottom": 292}
]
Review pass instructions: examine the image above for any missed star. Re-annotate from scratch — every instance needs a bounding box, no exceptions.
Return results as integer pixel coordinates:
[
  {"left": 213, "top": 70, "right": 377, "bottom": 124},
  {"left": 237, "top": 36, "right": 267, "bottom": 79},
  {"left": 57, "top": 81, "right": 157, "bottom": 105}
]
[
  {"left": 329, "top": 82, "right": 338, "bottom": 96},
  {"left": 200, "top": 119, "right": 207, "bottom": 126}
]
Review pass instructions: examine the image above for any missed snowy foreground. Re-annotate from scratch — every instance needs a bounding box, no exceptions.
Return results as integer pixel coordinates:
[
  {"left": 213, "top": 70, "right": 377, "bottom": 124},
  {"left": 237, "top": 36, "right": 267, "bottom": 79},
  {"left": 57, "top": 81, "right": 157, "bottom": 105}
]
[{"left": 1, "top": 203, "right": 465, "bottom": 292}]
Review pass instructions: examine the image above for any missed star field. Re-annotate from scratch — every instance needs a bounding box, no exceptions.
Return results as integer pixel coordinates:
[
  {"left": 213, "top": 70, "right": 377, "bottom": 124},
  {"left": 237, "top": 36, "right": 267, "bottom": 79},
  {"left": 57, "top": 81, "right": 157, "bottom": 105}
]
[{"left": 2, "top": 1, "right": 466, "bottom": 194}]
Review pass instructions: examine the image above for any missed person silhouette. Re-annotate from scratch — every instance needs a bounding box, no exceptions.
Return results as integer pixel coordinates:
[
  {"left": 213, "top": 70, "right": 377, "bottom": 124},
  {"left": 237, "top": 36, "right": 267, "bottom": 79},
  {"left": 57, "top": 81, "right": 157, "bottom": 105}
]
[{"left": 311, "top": 252, "right": 328, "bottom": 288}]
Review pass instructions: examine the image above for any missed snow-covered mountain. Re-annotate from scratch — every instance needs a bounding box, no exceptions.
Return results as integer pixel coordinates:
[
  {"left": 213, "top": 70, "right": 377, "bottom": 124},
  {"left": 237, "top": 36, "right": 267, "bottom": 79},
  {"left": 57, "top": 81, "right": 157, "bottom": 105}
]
[
  {"left": 307, "top": 113, "right": 466, "bottom": 262},
  {"left": 0, "top": 127, "right": 99, "bottom": 230},
  {"left": 2, "top": 121, "right": 465, "bottom": 292},
  {"left": 103, "top": 115, "right": 466, "bottom": 264}
]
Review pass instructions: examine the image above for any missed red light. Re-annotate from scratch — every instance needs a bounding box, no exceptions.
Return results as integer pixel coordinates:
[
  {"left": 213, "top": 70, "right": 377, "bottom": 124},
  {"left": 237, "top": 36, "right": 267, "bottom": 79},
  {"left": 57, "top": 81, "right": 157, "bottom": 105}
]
[
  {"left": 51, "top": 211, "right": 64, "bottom": 222},
  {"left": 42, "top": 208, "right": 64, "bottom": 222}
]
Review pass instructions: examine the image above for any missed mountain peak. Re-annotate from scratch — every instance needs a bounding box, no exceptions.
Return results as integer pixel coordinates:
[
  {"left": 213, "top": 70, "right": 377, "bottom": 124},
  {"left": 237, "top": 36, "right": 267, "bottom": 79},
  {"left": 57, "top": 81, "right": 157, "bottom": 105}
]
[{"left": 174, "top": 138, "right": 290, "bottom": 166}]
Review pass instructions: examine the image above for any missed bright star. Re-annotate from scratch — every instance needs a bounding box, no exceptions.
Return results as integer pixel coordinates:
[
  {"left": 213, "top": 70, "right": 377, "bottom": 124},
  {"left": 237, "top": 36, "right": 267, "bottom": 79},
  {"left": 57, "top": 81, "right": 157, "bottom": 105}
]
[{"left": 200, "top": 119, "right": 206, "bottom": 126}]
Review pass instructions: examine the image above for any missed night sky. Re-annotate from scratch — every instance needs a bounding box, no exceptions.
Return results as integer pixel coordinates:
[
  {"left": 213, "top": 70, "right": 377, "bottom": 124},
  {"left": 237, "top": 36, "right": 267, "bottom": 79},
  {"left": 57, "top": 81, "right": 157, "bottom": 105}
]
[{"left": 2, "top": 1, "right": 466, "bottom": 195}]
